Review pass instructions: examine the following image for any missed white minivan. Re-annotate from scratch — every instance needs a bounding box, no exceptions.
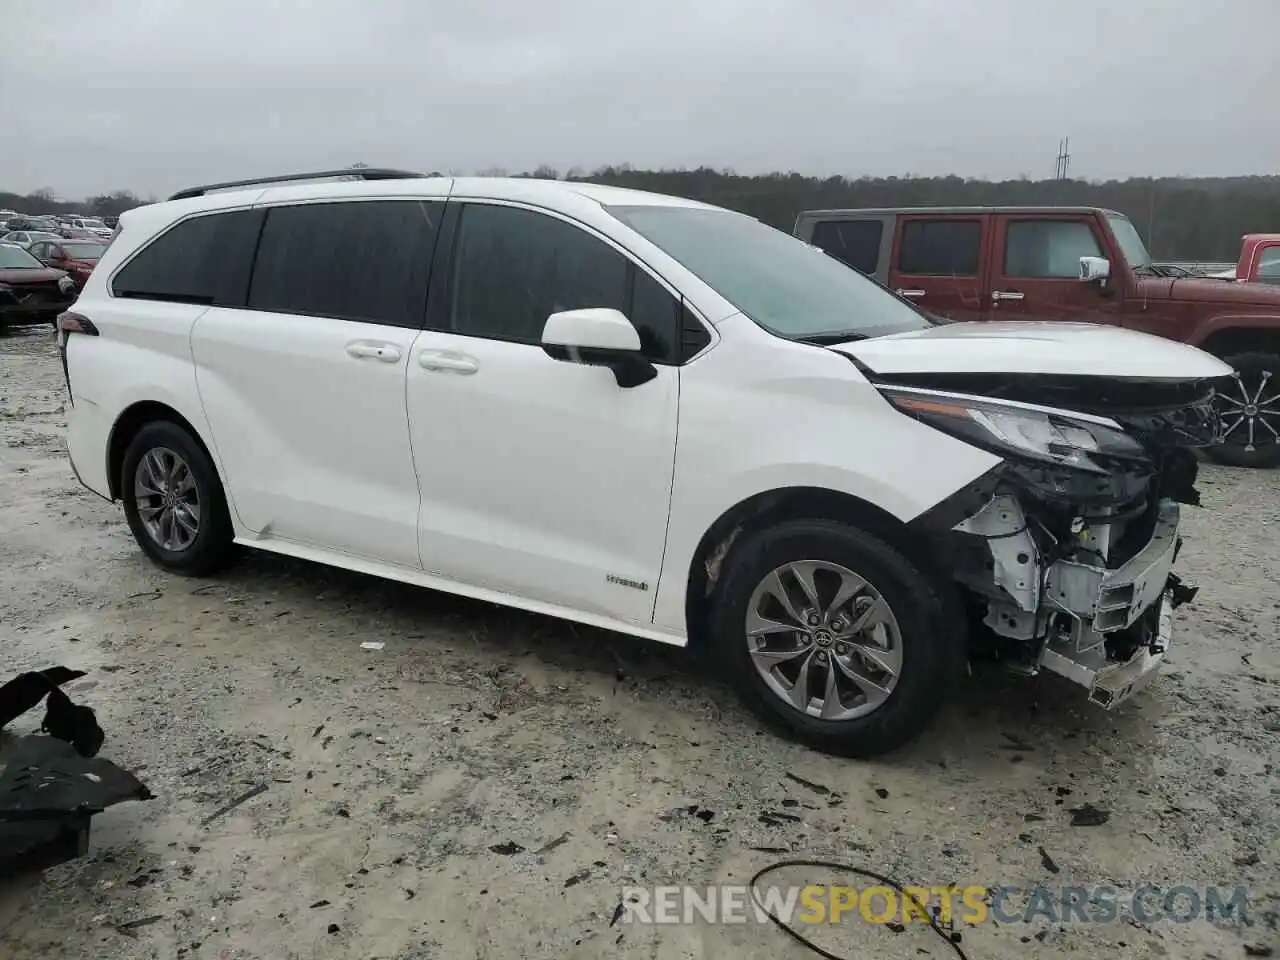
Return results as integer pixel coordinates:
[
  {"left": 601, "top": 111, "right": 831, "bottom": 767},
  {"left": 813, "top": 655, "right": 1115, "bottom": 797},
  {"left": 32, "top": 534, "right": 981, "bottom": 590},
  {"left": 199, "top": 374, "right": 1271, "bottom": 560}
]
[{"left": 60, "top": 168, "right": 1229, "bottom": 757}]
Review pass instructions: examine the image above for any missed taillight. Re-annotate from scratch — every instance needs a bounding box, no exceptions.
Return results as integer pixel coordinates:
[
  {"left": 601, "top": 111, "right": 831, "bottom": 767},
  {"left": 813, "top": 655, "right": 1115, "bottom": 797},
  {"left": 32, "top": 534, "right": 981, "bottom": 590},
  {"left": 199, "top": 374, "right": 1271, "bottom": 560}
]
[
  {"left": 57, "top": 311, "right": 97, "bottom": 403},
  {"left": 57, "top": 311, "right": 98, "bottom": 335}
]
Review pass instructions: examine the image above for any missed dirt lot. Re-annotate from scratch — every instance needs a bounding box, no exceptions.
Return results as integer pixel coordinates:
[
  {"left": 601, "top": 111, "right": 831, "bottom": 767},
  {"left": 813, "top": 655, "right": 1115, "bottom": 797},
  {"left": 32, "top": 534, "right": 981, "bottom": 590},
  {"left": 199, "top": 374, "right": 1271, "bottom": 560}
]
[{"left": 1, "top": 324, "right": 1277, "bottom": 960}]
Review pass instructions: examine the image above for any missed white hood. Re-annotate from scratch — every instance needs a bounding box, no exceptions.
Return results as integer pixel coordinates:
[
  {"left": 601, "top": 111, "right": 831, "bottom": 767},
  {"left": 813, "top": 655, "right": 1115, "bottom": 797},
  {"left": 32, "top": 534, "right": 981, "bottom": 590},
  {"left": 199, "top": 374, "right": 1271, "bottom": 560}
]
[{"left": 833, "top": 322, "right": 1233, "bottom": 379}]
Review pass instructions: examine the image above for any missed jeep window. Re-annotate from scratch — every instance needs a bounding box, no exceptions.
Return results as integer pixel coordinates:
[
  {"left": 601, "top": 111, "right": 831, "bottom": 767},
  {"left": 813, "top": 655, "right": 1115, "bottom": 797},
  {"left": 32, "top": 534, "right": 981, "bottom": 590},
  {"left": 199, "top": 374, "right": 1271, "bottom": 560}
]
[
  {"left": 248, "top": 200, "right": 440, "bottom": 327},
  {"left": 809, "top": 220, "right": 883, "bottom": 275},
  {"left": 113, "top": 212, "right": 250, "bottom": 304},
  {"left": 1257, "top": 249, "right": 1280, "bottom": 284},
  {"left": 447, "top": 203, "right": 681, "bottom": 362},
  {"left": 606, "top": 205, "right": 931, "bottom": 342},
  {"left": 0, "top": 245, "right": 42, "bottom": 269},
  {"left": 1004, "top": 220, "right": 1103, "bottom": 278},
  {"left": 1105, "top": 214, "right": 1152, "bottom": 269},
  {"left": 897, "top": 220, "right": 982, "bottom": 276}
]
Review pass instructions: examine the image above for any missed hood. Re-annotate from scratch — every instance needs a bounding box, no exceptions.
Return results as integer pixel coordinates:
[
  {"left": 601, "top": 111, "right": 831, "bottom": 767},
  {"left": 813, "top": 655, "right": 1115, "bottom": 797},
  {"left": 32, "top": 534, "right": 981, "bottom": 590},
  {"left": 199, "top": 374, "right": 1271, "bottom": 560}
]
[
  {"left": 832, "top": 321, "right": 1232, "bottom": 379},
  {"left": 1140, "top": 275, "right": 1280, "bottom": 306},
  {"left": 0, "top": 266, "right": 66, "bottom": 285}
]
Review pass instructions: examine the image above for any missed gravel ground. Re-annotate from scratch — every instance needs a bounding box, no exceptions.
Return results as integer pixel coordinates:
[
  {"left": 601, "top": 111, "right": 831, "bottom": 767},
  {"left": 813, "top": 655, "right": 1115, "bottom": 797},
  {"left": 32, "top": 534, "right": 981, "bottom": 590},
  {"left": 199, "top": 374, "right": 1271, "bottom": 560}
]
[{"left": 0, "top": 324, "right": 1277, "bottom": 960}]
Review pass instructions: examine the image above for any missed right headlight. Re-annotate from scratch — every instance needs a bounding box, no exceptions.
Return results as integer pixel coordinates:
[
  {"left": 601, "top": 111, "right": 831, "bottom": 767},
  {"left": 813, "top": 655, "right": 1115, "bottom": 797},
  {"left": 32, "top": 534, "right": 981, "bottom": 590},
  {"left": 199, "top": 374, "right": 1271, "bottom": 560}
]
[{"left": 880, "top": 386, "right": 1149, "bottom": 474}]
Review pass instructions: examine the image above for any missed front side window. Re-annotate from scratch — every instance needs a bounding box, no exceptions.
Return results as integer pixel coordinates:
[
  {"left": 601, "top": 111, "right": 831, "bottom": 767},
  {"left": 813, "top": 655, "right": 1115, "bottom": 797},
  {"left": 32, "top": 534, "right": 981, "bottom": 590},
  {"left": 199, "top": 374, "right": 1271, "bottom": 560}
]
[
  {"left": 112, "top": 211, "right": 255, "bottom": 304},
  {"left": 247, "top": 200, "right": 441, "bottom": 327},
  {"left": 897, "top": 219, "right": 982, "bottom": 277},
  {"left": 1003, "top": 220, "right": 1103, "bottom": 278},
  {"left": 607, "top": 205, "right": 931, "bottom": 342},
  {"left": 810, "top": 219, "right": 883, "bottom": 275},
  {"left": 446, "top": 203, "right": 682, "bottom": 362}
]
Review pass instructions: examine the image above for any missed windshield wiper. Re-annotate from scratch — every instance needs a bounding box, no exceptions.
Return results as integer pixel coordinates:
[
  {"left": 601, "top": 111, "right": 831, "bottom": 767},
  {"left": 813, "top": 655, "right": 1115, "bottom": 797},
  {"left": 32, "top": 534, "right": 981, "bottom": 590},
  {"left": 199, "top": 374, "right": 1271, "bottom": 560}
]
[{"left": 795, "top": 332, "right": 870, "bottom": 345}]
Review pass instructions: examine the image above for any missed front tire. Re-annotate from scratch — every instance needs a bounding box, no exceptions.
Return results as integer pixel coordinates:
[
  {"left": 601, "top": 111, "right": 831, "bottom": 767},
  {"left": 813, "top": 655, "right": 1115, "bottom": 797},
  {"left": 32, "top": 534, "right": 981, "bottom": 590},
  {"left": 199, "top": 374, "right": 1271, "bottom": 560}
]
[
  {"left": 710, "top": 519, "right": 961, "bottom": 758},
  {"left": 121, "top": 420, "right": 236, "bottom": 576},
  {"left": 1204, "top": 352, "right": 1280, "bottom": 468}
]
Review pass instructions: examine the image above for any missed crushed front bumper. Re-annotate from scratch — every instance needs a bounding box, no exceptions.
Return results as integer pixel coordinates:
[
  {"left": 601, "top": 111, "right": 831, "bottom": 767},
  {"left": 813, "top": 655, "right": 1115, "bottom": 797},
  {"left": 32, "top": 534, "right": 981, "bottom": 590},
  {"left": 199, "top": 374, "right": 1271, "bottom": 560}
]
[
  {"left": 1040, "top": 593, "right": 1172, "bottom": 709},
  {"left": 952, "top": 494, "right": 1189, "bottom": 709}
]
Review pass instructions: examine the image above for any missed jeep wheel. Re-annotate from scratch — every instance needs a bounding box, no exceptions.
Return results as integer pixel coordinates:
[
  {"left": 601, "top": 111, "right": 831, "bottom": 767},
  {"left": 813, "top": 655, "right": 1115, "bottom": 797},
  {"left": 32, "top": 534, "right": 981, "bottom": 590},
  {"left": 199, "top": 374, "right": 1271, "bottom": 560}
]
[
  {"left": 1205, "top": 352, "right": 1280, "bottom": 468},
  {"left": 710, "top": 519, "right": 961, "bottom": 758}
]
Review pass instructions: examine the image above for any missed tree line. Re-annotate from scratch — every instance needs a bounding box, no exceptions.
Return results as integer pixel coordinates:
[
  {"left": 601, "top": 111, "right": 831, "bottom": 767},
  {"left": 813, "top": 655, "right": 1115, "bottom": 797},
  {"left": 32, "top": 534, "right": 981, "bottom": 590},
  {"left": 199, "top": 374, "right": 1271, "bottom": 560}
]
[{"left": 6, "top": 170, "right": 1278, "bottom": 261}]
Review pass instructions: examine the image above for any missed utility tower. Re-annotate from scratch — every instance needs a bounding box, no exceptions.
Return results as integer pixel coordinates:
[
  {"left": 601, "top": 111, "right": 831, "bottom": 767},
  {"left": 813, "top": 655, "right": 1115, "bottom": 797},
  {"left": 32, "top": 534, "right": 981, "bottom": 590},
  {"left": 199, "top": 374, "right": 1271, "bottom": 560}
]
[{"left": 1054, "top": 138, "right": 1071, "bottom": 180}]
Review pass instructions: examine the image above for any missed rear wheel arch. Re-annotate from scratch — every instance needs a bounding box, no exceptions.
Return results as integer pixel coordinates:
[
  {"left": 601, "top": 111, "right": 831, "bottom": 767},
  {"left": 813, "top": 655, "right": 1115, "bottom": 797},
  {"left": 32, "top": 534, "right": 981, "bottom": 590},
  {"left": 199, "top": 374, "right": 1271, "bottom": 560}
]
[
  {"left": 683, "top": 486, "right": 945, "bottom": 652},
  {"left": 107, "top": 401, "right": 217, "bottom": 500}
]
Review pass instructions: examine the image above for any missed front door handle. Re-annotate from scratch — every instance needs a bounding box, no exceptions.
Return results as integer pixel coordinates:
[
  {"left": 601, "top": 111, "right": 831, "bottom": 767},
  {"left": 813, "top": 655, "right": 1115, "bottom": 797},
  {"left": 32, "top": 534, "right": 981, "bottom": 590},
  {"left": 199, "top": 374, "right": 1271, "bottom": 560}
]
[
  {"left": 418, "top": 350, "right": 479, "bottom": 374},
  {"left": 991, "top": 290, "right": 1025, "bottom": 302},
  {"left": 895, "top": 288, "right": 926, "bottom": 298},
  {"left": 346, "top": 341, "right": 402, "bottom": 362}
]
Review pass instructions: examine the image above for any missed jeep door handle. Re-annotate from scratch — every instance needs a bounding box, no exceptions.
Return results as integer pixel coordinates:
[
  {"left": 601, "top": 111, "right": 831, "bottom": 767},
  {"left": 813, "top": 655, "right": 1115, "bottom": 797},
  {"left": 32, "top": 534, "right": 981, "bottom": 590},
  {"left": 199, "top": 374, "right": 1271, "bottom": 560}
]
[
  {"left": 418, "top": 350, "right": 479, "bottom": 374},
  {"left": 991, "top": 290, "right": 1025, "bottom": 301},
  {"left": 345, "top": 341, "right": 402, "bottom": 362},
  {"left": 895, "top": 288, "right": 926, "bottom": 298}
]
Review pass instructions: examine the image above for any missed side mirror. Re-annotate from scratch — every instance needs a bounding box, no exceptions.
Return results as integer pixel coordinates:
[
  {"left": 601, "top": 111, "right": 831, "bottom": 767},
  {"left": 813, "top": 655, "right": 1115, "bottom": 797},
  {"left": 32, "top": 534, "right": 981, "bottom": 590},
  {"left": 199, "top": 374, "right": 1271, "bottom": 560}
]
[
  {"left": 541, "top": 308, "right": 657, "bottom": 388},
  {"left": 1079, "top": 256, "right": 1111, "bottom": 283}
]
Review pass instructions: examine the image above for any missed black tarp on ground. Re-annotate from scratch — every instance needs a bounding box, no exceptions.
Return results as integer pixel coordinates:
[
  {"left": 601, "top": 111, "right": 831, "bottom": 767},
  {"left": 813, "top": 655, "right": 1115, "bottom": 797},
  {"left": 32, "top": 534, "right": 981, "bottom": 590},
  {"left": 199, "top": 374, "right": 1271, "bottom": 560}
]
[{"left": 0, "top": 668, "right": 152, "bottom": 876}]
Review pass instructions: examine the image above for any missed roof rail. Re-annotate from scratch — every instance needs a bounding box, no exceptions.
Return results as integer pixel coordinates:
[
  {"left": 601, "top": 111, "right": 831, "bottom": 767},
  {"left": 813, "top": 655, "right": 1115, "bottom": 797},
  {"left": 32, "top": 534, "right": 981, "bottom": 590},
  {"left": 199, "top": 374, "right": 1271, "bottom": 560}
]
[{"left": 167, "top": 167, "right": 424, "bottom": 202}]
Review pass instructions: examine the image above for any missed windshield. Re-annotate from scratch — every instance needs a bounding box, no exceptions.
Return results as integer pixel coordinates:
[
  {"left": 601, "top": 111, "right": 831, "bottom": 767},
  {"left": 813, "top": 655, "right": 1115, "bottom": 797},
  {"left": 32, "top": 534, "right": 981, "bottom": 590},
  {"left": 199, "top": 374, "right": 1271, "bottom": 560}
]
[
  {"left": 0, "top": 246, "right": 43, "bottom": 269},
  {"left": 60, "top": 241, "right": 105, "bottom": 260},
  {"left": 1106, "top": 214, "right": 1152, "bottom": 269},
  {"left": 606, "top": 205, "right": 932, "bottom": 341}
]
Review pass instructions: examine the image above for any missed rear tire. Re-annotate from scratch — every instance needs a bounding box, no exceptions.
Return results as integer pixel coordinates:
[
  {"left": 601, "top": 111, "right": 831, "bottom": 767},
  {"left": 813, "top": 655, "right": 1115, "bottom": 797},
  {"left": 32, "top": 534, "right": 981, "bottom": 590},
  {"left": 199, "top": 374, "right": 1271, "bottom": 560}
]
[
  {"left": 710, "top": 519, "right": 961, "bottom": 758},
  {"left": 121, "top": 420, "right": 237, "bottom": 576},
  {"left": 1204, "top": 352, "right": 1280, "bottom": 468}
]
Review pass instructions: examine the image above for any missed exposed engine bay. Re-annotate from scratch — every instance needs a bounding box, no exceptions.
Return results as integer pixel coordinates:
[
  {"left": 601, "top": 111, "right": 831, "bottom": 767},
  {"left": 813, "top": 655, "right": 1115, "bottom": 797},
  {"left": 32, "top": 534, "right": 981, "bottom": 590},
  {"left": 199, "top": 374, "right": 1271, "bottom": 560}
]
[{"left": 886, "top": 372, "right": 1224, "bottom": 709}]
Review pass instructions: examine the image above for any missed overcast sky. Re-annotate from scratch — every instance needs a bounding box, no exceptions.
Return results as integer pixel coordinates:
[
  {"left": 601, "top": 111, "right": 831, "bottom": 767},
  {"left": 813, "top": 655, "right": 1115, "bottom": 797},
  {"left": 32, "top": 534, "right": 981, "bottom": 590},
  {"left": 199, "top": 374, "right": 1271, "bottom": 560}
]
[{"left": 1, "top": 0, "right": 1275, "bottom": 200}]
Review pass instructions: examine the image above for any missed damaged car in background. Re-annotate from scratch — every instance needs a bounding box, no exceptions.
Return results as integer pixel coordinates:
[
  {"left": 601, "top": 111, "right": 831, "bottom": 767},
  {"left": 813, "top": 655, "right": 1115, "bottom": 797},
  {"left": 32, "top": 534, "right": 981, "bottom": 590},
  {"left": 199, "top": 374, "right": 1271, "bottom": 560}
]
[{"left": 61, "top": 173, "right": 1232, "bottom": 759}]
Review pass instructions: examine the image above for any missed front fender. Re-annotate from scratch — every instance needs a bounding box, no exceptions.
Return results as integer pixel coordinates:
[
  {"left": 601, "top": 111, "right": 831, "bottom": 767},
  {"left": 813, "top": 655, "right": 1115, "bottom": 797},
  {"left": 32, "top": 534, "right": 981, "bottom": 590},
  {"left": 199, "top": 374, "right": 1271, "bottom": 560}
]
[{"left": 649, "top": 316, "right": 1002, "bottom": 635}]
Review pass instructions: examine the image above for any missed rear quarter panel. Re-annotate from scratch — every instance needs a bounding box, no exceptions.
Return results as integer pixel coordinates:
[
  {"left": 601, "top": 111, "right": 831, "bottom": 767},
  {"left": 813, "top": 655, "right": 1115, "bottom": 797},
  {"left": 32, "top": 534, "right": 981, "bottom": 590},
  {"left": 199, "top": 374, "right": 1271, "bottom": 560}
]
[{"left": 64, "top": 200, "right": 253, "bottom": 509}]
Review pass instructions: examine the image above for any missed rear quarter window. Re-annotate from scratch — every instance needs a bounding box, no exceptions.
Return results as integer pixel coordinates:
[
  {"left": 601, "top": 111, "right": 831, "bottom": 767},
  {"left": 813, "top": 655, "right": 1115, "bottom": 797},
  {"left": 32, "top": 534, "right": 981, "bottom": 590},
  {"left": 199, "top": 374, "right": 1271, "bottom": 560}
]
[
  {"left": 809, "top": 220, "right": 883, "bottom": 275},
  {"left": 111, "top": 210, "right": 261, "bottom": 305}
]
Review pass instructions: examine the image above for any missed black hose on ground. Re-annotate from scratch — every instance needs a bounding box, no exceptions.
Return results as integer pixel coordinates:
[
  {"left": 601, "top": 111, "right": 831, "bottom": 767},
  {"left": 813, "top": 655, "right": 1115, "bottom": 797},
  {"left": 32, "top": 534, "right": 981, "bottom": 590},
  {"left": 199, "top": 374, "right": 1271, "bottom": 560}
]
[{"left": 749, "top": 859, "right": 972, "bottom": 960}]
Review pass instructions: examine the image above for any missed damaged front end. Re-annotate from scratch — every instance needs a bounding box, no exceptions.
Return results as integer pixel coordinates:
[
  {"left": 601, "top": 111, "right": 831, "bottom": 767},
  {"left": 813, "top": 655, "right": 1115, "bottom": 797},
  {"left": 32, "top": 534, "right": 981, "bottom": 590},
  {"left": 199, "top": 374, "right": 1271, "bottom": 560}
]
[{"left": 890, "top": 373, "right": 1221, "bottom": 709}]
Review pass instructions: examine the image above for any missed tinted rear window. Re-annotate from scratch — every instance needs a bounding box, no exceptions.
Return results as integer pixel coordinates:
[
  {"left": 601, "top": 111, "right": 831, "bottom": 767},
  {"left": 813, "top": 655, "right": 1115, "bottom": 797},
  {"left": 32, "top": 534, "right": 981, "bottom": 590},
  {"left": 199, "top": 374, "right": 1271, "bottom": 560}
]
[
  {"left": 897, "top": 219, "right": 982, "bottom": 276},
  {"left": 809, "top": 220, "right": 883, "bottom": 274},
  {"left": 112, "top": 210, "right": 259, "bottom": 304},
  {"left": 247, "top": 200, "right": 441, "bottom": 327}
]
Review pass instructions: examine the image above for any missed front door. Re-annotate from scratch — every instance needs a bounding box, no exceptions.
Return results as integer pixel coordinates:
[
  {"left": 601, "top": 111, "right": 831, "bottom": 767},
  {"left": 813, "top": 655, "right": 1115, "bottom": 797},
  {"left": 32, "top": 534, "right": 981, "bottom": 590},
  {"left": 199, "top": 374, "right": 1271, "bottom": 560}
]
[
  {"left": 983, "top": 215, "right": 1121, "bottom": 324},
  {"left": 886, "top": 214, "right": 988, "bottom": 323},
  {"left": 192, "top": 198, "right": 443, "bottom": 568},
  {"left": 407, "top": 201, "right": 680, "bottom": 625}
]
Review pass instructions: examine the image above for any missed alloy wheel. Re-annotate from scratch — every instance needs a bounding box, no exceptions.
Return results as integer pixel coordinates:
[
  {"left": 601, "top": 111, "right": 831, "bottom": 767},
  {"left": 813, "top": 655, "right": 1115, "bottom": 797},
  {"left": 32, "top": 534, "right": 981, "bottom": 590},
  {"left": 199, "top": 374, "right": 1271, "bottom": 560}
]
[
  {"left": 744, "top": 560, "right": 903, "bottom": 721},
  {"left": 133, "top": 446, "right": 201, "bottom": 552},
  {"left": 1218, "top": 367, "right": 1280, "bottom": 455}
]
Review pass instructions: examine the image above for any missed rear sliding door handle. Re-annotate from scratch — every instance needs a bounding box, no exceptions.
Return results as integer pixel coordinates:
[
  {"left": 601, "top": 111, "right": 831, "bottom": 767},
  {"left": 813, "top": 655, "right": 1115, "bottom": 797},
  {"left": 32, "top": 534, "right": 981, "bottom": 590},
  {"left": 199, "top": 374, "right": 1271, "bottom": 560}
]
[
  {"left": 418, "top": 350, "right": 479, "bottom": 374},
  {"left": 346, "top": 341, "right": 402, "bottom": 362},
  {"left": 991, "top": 290, "right": 1025, "bottom": 302},
  {"left": 895, "top": 288, "right": 926, "bottom": 298}
]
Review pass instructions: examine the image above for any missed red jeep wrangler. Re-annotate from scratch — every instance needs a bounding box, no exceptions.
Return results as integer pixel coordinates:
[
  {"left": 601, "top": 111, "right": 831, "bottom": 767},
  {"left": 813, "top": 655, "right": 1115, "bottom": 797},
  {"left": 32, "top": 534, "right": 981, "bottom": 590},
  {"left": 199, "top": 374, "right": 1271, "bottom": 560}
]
[
  {"left": 1220, "top": 233, "right": 1280, "bottom": 285},
  {"left": 794, "top": 206, "right": 1280, "bottom": 468}
]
